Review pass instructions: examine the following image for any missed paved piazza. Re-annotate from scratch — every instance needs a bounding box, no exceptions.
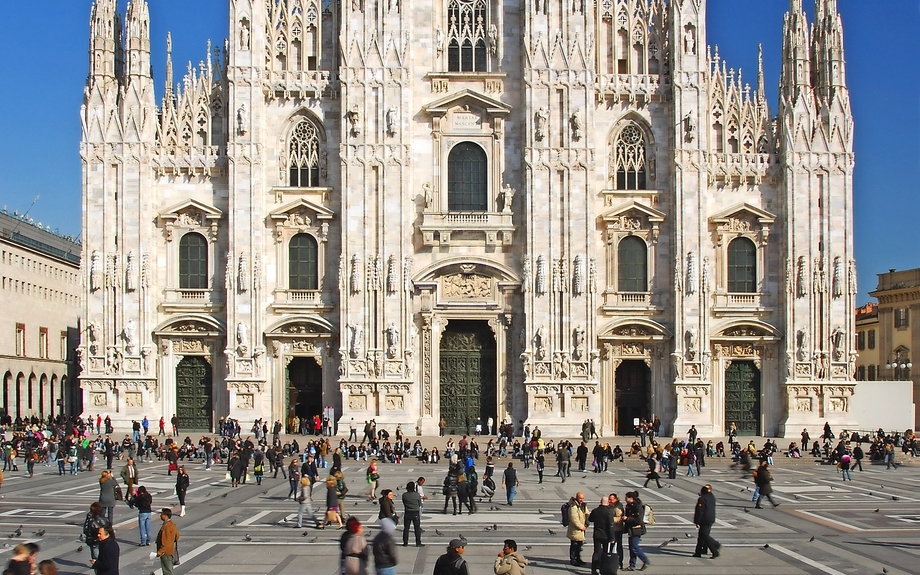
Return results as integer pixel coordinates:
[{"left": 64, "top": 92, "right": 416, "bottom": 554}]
[{"left": 1, "top": 435, "right": 916, "bottom": 575}]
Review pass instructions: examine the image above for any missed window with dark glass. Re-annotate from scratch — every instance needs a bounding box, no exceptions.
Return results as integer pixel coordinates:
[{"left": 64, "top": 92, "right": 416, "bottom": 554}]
[
  {"left": 289, "top": 234, "right": 318, "bottom": 290},
  {"left": 727, "top": 237, "right": 756, "bottom": 293},
  {"left": 288, "top": 119, "right": 321, "bottom": 187},
  {"left": 617, "top": 236, "right": 647, "bottom": 292},
  {"left": 179, "top": 233, "right": 208, "bottom": 289},
  {"left": 447, "top": 143, "right": 487, "bottom": 211},
  {"left": 868, "top": 329, "right": 876, "bottom": 349},
  {"left": 613, "top": 123, "right": 647, "bottom": 190},
  {"left": 447, "top": 0, "right": 488, "bottom": 72}
]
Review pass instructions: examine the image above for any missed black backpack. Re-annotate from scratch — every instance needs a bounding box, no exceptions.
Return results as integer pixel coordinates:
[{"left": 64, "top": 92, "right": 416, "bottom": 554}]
[{"left": 561, "top": 502, "right": 571, "bottom": 527}]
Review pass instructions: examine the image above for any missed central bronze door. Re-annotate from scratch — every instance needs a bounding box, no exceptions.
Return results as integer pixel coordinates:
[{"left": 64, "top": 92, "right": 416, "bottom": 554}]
[
  {"left": 287, "top": 357, "right": 323, "bottom": 420},
  {"left": 724, "top": 360, "right": 761, "bottom": 435},
  {"left": 176, "top": 356, "right": 212, "bottom": 430},
  {"left": 614, "top": 360, "right": 651, "bottom": 435},
  {"left": 439, "top": 320, "right": 496, "bottom": 435}
]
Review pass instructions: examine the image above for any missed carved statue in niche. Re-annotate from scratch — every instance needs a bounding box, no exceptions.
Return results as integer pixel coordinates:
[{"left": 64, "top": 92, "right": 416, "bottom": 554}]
[
  {"left": 386, "top": 255, "right": 398, "bottom": 295},
  {"left": 436, "top": 28, "right": 444, "bottom": 55},
  {"left": 347, "top": 105, "right": 361, "bottom": 137},
  {"left": 674, "top": 254, "right": 683, "bottom": 292},
  {"left": 797, "top": 256, "right": 808, "bottom": 297},
  {"left": 125, "top": 251, "right": 137, "bottom": 292},
  {"left": 848, "top": 259, "right": 858, "bottom": 295},
  {"left": 830, "top": 326, "right": 845, "bottom": 361},
  {"left": 671, "top": 352, "right": 683, "bottom": 379},
  {"left": 253, "top": 346, "right": 264, "bottom": 377},
  {"left": 796, "top": 328, "right": 808, "bottom": 362},
  {"left": 571, "top": 108, "right": 583, "bottom": 141},
  {"left": 701, "top": 350, "right": 711, "bottom": 380},
  {"left": 572, "top": 255, "right": 585, "bottom": 296},
  {"left": 686, "top": 252, "right": 697, "bottom": 295},
  {"left": 701, "top": 257, "right": 712, "bottom": 293},
  {"left": 684, "top": 110, "right": 695, "bottom": 142},
  {"left": 349, "top": 255, "right": 362, "bottom": 295},
  {"left": 347, "top": 323, "right": 362, "bottom": 359},
  {"left": 89, "top": 250, "right": 102, "bottom": 291},
  {"left": 385, "top": 107, "right": 397, "bottom": 136},
  {"left": 499, "top": 184, "right": 514, "bottom": 213},
  {"left": 588, "top": 258, "right": 597, "bottom": 293},
  {"left": 272, "top": 340, "right": 282, "bottom": 359},
  {"left": 786, "top": 258, "right": 794, "bottom": 294},
  {"left": 572, "top": 326, "right": 585, "bottom": 360},
  {"left": 236, "top": 322, "right": 249, "bottom": 355},
  {"left": 813, "top": 257, "right": 826, "bottom": 294},
  {"left": 88, "top": 321, "right": 101, "bottom": 356},
  {"left": 488, "top": 24, "right": 498, "bottom": 55},
  {"left": 534, "top": 107, "right": 548, "bottom": 141},
  {"left": 385, "top": 324, "right": 399, "bottom": 359},
  {"left": 239, "top": 19, "right": 250, "bottom": 50},
  {"left": 236, "top": 103, "right": 248, "bottom": 136},
  {"left": 123, "top": 319, "right": 137, "bottom": 355},
  {"left": 535, "top": 255, "right": 547, "bottom": 294},
  {"left": 238, "top": 253, "right": 249, "bottom": 292},
  {"left": 533, "top": 326, "right": 547, "bottom": 360},
  {"left": 832, "top": 256, "right": 843, "bottom": 298},
  {"left": 685, "top": 327, "right": 698, "bottom": 361},
  {"left": 140, "top": 253, "right": 150, "bottom": 289},
  {"left": 684, "top": 25, "right": 695, "bottom": 55}
]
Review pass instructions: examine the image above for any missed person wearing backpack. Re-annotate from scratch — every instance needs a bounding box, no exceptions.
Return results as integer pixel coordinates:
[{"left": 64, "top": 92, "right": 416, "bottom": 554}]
[
  {"left": 588, "top": 496, "right": 615, "bottom": 575},
  {"left": 623, "top": 491, "right": 650, "bottom": 571},
  {"left": 565, "top": 492, "right": 588, "bottom": 566},
  {"left": 83, "top": 502, "right": 112, "bottom": 565}
]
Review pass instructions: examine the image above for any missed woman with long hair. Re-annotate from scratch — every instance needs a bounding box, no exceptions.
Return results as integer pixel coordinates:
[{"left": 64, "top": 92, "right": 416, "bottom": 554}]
[
  {"left": 175, "top": 466, "right": 190, "bottom": 517},
  {"left": 325, "top": 475, "right": 344, "bottom": 528},
  {"left": 134, "top": 486, "right": 153, "bottom": 546},
  {"left": 98, "top": 470, "right": 118, "bottom": 524},
  {"left": 365, "top": 459, "right": 379, "bottom": 500}
]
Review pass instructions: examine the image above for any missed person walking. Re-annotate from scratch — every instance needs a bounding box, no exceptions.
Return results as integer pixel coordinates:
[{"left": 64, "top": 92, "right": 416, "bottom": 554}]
[
  {"left": 366, "top": 459, "right": 380, "bottom": 501},
  {"left": 556, "top": 445, "right": 571, "bottom": 482},
  {"left": 372, "top": 518, "right": 399, "bottom": 575},
  {"left": 588, "top": 496, "right": 615, "bottom": 575},
  {"left": 433, "top": 539, "right": 469, "bottom": 575},
  {"left": 494, "top": 539, "right": 528, "bottom": 575},
  {"left": 442, "top": 468, "right": 460, "bottom": 515},
  {"left": 754, "top": 462, "right": 780, "bottom": 509},
  {"left": 566, "top": 492, "right": 588, "bottom": 567},
  {"left": 852, "top": 443, "right": 864, "bottom": 471},
  {"left": 155, "top": 508, "right": 180, "bottom": 575},
  {"left": 340, "top": 517, "right": 369, "bottom": 575},
  {"left": 175, "top": 466, "right": 190, "bottom": 517},
  {"left": 134, "top": 486, "right": 153, "bottom": 546},
  {"left": 296, "top": 476, "right": 322, "bottom": 529},
  {"left": 502, "top": 462, "right": 519, "bottom": 506},
  {"left": 642, "top": 455, "right": 662, "bottom": 489},
  {"left": 93, "top": 524, "right": 120, "bottom": 575},
  {"left": 98, "top": 471, "right": 118, "bottom": 524},
  {"left": 692, "top": 484, "right": 721, "bottom": 559},
  {"left": 120, "top": 458, "right": 139, "bottom": 504},
  {"left": 401, "top": 481, "right": 423, "bottom": 547},
  {"left": 623, "top": 491, "right": 650, "bottom": 571},
  {"left": 609, "top": 494, "right": 626, "bottom": 571},
  {"left": 839, "top": 454, "right": 852, "bottom": 481},
  {"left": 324, "top": 475, "right": 344, "bottom": 529}
]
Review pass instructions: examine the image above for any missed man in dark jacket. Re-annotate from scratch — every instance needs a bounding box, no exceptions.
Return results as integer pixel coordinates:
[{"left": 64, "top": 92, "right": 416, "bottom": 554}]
[
  {"left": 372, "top": 518, "right": 399, "bottom": 575},
  {"left": 401, "top": 481, "right": 423, "bottom": 547},
  {"left": 588, "top": 497, "right": 616, "bottom": 575},
  {"left": 433, "top": 539, "right": 469, "bottom": 575},
  {"left": 693, "top": 484, "right": 721, "bottom": 558}
]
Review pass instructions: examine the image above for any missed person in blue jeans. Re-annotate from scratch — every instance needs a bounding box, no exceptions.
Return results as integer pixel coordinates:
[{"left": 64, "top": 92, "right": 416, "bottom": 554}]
[
  {"left": 502, "top": 462, "right": 519, "bottom": 506},
  {"left": 623, "top": 491, "right": 650, "bottom": 571},
  {"left": 134, "top": 486, "right": 154, "bottom": 546}
]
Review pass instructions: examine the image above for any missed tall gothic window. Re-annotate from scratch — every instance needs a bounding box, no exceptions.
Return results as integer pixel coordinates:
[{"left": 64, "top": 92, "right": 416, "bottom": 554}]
[
  {"left": 288, "top": 119, "right": 320, "bottom": 187},
  {"left": 618, "top": 236, "right": 647, "bottom": 292},
  {"left": 179, "top": 233, "right": 208, "bottom": 289},
  {"left": 447, "top": 0, "right": 488, "bottom": 72},
  {"left": 447, "top": 143, "right": 488, "bottom": 211},
  {"left": 613, "top": 123, "right": 647, "bottom": 190},
  {"left": 289, "top": 234, "right": 318, "bottom": 290},
  {"left": 727, "top": 237, "right": 756, "bottom": 293}
]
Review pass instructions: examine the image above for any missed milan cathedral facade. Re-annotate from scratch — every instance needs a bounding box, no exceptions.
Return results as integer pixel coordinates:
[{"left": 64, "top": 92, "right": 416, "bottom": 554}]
[{"left": 80, "top": 0, "right": 858, "bottom": 437}]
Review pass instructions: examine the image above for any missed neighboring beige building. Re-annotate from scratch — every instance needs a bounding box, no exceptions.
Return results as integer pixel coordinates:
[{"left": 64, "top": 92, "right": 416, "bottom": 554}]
[
  {"left": 854, "top": 303, "right": 878, "bottom": 381},
  {"left": 867, "top": 269, "right": 920, "bottom": 428},
  {"left": 81, "top": 0, "right": 860, "bottom": 437},
  {"left": 0, "top": 210, "right": 82, "bottom": 422}
]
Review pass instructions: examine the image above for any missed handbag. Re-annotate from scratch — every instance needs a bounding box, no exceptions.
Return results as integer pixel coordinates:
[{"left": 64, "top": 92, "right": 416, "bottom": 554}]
[
  {"left": 173, "top": 542, "right": 180, "bottom": 566},
  {"left": 114, "top": 484, "right": 124, "bottom": 501}
]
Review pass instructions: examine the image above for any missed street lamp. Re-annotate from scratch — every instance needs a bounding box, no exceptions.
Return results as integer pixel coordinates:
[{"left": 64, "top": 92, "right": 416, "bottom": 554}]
[{"left": 886, "top": 350, "right": 912, "bottom": 380}]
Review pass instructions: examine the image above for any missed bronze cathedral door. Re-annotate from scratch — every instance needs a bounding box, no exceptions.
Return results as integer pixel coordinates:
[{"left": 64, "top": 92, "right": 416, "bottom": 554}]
[
  {"left": 439, "top": 320, "right": 497, "bottom": 435},
  {"left": 175, "top": 356, "right": 213, "bottom": 430},
  {"left": 724, "top": 360, "right": 761, "bottom": 435}
]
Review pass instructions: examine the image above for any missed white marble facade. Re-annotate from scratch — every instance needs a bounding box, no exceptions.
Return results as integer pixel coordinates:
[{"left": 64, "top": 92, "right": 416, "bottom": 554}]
[{"left": 80, "top": 0, "right": 860, "bottom": 437}]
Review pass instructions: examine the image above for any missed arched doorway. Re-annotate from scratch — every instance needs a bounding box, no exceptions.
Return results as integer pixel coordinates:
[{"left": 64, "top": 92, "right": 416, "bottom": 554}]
[
  {"left": 724, "top": 360, "right": 761, "bottom": 435},
  {"left": 287, "top": 357, "right": 323, "bottom": 423},
  {"left": 439, "top": 320, "right": 497, "bottom": 436},
  {"left": 1, "top": 372, "right": 10, "bottom": 419},
  {"left": 615, "top": 360, "right": 650, "bottom": 435},
  {"left": 176, "top": 356, "right": 213, "bottom": 430}
]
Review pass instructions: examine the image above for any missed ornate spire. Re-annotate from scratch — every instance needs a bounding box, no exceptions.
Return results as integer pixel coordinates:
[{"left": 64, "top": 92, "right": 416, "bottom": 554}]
[
  {"left": 88, "top": 0, "right": 121, "bottom": 87},
  {"left": 124, "top": 1, "right": 151, "bottom": 83},
  {"left": 780, "top": 0, "right": 811, "bottom": 103},
  {"left": 811, "top": 0, "right": 847, "bottom": 102},
  {"left": 165, "top": 32, "right": 174, "bottom": 98}
]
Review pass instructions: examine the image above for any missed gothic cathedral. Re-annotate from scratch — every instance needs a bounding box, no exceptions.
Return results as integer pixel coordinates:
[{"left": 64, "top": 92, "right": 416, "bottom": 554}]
[{"left": 80, "top": 0, "right": 857, "bottom": 437}]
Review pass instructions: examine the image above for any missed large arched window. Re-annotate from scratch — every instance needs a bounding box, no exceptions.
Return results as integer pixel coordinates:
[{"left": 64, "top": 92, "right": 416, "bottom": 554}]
[
  {"left": 179, "top": 233, "right": 208, "bottom": 289},
  {"left": 727, "top": 237, "right": 756, "bottom": 293},
  {"left": 289, "top": 234, "right": 318, "bottom": 290},
  {"left": 447, "top": 0, "right": 488, "bottom": 72},
  {"left": 447, "top": 143, "right": 488, "bottom": 211},
  {"left": 288, "top": 118, "right": 321, "bottom": 187},
  {"left": 618, "top": 236, "right": 647, "bottom": 292},
  {"left": 613, "top": 123, "right": 647, "bottom": 190}
]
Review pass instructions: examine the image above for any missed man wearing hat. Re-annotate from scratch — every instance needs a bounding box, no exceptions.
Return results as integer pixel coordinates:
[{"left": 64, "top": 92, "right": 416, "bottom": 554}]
[{"left": 433, "top": 539, "right": 469, "bottom": 575}]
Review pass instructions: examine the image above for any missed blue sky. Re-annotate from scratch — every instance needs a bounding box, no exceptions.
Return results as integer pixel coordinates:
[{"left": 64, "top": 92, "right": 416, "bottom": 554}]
[{"left": 0, "top": 1, "right": 916, "bottom": 305}]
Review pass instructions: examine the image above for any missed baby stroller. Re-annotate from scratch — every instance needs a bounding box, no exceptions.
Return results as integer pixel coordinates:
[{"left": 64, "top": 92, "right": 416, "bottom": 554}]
[{"left": 481, "top": 476, "right": 496, "bottom": 501}]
